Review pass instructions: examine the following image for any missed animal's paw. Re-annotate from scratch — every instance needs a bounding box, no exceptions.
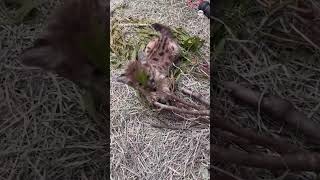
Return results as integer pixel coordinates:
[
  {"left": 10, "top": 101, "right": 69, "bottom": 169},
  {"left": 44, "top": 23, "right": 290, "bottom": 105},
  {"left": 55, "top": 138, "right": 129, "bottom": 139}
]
[
  {"left": 155, "top": 93, "right": 171, "bottom": 105},
  {"left": 146, "top": 92, "right": 170, "bottom": 105},
  {"left": 146, "top": 92, "right": 159, "bottom": 104},
  {"left": 158, "top": 97, "right": 168, "bottom": 104}
]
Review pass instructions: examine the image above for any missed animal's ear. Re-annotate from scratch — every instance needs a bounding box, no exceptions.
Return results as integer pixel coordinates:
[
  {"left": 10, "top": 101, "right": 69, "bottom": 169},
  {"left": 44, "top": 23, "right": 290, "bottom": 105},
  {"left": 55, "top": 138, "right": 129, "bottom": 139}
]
[
  {"left": 20, "top": 46, "right": 63, "bottom": 71},
  {"left": 116, "top": 73, "right": 131, "bottom": 84},
  {"left": 137, "top": 51, "right": 147, "bottom": 64}
]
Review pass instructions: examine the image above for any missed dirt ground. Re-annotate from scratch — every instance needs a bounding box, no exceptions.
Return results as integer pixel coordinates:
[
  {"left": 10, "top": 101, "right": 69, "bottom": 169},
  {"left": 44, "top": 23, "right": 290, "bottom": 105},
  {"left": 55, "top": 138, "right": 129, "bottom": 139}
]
[{"left": 0, "top": 0, "right": 210, "bottom": 179}]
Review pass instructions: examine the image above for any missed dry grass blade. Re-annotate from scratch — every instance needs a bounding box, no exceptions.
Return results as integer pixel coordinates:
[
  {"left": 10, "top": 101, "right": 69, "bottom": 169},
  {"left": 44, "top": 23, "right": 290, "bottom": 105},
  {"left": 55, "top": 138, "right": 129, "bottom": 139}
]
[
  {"left": 289, "top": 23, "right": 320, "bottom": 51},
  {"left": 153, "top": 102, "right": 209, "bottom": 117}
]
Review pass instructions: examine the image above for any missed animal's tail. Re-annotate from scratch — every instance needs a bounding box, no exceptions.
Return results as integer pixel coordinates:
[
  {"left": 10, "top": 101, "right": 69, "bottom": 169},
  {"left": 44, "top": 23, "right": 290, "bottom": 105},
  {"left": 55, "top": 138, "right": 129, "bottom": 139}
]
[{"left": 151, "top": 23, "right": 174, "bottom": 38}]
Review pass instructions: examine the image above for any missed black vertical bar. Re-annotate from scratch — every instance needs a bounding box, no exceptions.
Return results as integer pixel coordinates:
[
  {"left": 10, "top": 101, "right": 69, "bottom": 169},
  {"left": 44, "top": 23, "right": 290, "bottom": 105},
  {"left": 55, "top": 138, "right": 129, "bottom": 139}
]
[{"left": 105, "top": 0, "right": 111, "bottom": 178}]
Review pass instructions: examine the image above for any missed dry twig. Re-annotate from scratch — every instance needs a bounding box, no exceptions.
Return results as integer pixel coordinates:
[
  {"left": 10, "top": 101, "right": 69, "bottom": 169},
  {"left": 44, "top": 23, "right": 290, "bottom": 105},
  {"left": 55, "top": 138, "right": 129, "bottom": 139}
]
[
  {"left": 153, "top": 99, "right": 209, "bottom": 116},
  {"left": 223, "top": 81, "right": 320, "bottom": 141},
  {"left": 180, "top": 87, "right": 209, "bottom": 107}
]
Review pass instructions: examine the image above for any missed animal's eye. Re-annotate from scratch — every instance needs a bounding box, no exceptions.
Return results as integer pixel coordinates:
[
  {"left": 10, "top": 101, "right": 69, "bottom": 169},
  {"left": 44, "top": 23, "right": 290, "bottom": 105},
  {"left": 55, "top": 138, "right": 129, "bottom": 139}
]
[{"left": 150, "top": 79, "right": 155, "bottom": 85}]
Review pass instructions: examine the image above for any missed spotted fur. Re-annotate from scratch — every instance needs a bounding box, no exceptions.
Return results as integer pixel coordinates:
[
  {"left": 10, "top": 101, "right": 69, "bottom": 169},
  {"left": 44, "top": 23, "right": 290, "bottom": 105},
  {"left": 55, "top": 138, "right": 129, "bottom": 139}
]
[{"left": 118, "top": 23, "right": 180, "bottom": 103}]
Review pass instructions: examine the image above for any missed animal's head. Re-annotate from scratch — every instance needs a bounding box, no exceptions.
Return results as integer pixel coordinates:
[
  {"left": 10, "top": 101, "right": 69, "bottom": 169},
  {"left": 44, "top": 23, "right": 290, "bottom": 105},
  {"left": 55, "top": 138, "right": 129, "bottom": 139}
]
[
  {"left": 117, "top": 50, "right": 175, "bottom": 104},
  {"left": 117, "top": 58, "right": 174, "bottom": 104},
  {"left": 117, "top": 56, "right": 157, "bottom": 91}
]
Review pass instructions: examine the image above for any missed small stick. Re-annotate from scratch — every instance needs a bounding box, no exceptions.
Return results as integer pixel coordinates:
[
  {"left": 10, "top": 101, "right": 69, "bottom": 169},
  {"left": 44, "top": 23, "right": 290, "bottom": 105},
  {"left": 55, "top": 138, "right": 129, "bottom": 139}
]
[
  {"left": 215, "top": 117, "right": 302, "bottom": 154},
  {"left": 223, "top": 81, "right": 320, "bottom": 141},
  {"left": 168, "top": 93, "right": 205, "bottom": 110},
  {"left": 180, "top": 88, "right": 209, "bottom": 107},
  {"left": 174, "top": 102, "right": 191, "bottom": 109},
  {"left": 153, "top": 102, "right": 209, "bottom": 116}
]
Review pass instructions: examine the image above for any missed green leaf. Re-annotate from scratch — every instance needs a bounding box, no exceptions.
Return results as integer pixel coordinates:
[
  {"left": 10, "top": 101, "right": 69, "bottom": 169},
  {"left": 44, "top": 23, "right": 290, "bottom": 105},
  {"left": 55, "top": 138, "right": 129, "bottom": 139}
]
[
  {"left": 182, "top": 36, "right": 204, "bottom": 52},
  {"left": 139, "top": 43, "right": 146, "bottom": 52},
  {"left": 134, "top": 69, "right": 148, "bottom": 87},
  {"left": 172, "top": 68, "right": 182, "bottom": 80}
]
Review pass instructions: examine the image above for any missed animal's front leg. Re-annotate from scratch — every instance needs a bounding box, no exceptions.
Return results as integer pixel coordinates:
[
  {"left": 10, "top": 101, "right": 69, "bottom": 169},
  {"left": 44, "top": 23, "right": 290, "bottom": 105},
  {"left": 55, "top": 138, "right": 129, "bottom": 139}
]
[{"left": 136, "top": 86, "right": 158, "bottom": 104}]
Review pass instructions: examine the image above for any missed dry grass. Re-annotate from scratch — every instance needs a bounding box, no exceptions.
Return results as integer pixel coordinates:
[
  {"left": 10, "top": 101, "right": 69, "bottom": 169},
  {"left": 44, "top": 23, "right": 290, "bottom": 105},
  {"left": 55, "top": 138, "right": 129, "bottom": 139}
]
[
  {"left": 110, "top": 0, "right": 210, "bottom": 179},
  {"left": 0, "top": 0, "right": 210, "bottom": 179},
  {"left": 212, "top": 0, "right": 320, "bottom": 178},
  {"left": 0, "top": 1, "right": 108, "bottom": 179}
]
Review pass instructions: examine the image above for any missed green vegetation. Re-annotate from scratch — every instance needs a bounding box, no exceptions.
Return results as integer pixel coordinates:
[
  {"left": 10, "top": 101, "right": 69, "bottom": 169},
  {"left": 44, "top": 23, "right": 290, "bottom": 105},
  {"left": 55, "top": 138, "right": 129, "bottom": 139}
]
[{"left": 110, "top": 17, "right": 206, "bottom": 80}]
